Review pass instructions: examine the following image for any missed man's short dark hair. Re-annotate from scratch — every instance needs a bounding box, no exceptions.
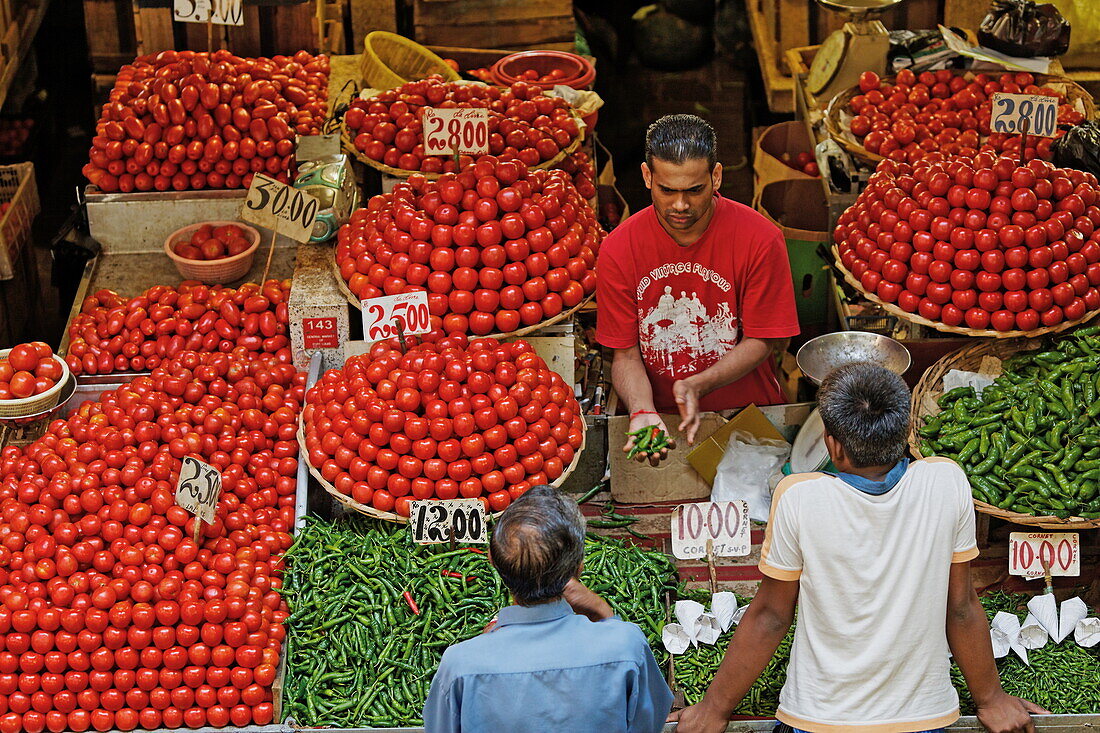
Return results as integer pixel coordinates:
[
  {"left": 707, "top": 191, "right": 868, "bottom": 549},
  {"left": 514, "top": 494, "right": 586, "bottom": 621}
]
[
  {"left": 817, "top": 362, "right": 910, "bottom": 468},
  {"left": 489, "top": 485, "right": 585, "bottom": 605},
  {"left": 645, "top": 114, "right": 717, "bottom": 169}
]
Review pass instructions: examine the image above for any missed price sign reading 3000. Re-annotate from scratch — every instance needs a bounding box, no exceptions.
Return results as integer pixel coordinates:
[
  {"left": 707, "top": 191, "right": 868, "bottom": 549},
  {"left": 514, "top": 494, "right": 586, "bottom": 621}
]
[
  {"left": 422, "top": 108, "right": 490, "bottom": 156},
  {"left": 991, "top": 93, "right": 1059, "bottom": 138},
  {"left": 360, "top": 292, "right": 431, "bottom": 342}
]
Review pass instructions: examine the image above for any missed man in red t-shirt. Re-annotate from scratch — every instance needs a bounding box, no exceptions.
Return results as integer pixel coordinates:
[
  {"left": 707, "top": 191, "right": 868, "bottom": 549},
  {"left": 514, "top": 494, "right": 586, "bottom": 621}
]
[{"left": 597, "top": 115, "right": 800, "bottom": 461}]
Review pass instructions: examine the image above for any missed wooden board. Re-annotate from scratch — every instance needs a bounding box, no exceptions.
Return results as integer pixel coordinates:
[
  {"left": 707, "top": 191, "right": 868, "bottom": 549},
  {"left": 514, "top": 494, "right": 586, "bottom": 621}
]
[
  {"left": 351, "top": 0, "right": 397, "bottom": 44},
  {"left": 746, "top": 0, "right": 793, "bottom": 114},
  {"left": 133, "top": 5, "right": 174, "bottom": 56},
  {"left": 413, "top": 0, "right": 574, "bottom": 50},
  {"left": 84, "top": 0, "right": 136, "bottom": 72}
]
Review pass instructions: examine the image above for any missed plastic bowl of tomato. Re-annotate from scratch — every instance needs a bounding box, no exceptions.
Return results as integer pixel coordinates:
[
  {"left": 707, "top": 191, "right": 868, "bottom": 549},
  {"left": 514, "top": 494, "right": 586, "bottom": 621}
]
[
  {"left": 0, "top": 341, "right": 71, "bottom": 418},
  {"left": 164, "top": 221, "right": 261, "bottom": 284}
]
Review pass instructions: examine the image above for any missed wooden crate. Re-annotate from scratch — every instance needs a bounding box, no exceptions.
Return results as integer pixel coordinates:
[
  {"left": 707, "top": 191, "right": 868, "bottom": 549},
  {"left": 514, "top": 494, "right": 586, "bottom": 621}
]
[
  {"left": 83, "top": 0, "right": 136, "bottom": 74},
  {"left": 411, "top": 0, "right": 574, "bottom": 52},
  {"left": 0, "top": 162, "right": 38, "bottom": 281}
]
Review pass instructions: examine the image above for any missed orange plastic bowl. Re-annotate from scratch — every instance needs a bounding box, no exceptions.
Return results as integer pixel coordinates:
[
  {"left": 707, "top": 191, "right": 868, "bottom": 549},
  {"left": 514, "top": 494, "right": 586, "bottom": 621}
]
[
  {"left": 490, "top": 51, "right": 596, "bottom": 90},
  {"left": 164, "top": 221, "right": 262, "bottom": 285}
]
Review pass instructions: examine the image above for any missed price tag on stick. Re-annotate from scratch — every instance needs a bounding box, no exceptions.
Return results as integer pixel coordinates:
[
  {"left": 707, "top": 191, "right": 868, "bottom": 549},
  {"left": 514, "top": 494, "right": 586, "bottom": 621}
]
[
  {"left": 409, "top": 500, "right": 488, "bottom": 545},
  {"left": 422, "top": 108, "right": 490, "bottom": 156},
  {"left": 241, "top": 173, "right": 321, "bottom": 281},
  {"left": 361, "top": 291, "right": 432, "bottom": 343},
  {"left": 173, "top": 0, "right": 244, "bottom": 25},
  {"left": 991, "top": 93, "right": 1059, "bottom": 138},
  {"left": 1009, "top": 532, "right": 1079, "bottom": 579},
  {"left": 175, "top": 457, "right": 222, "bottom": 543},
  {"left": 671, "top": 501, "right": 750, "bottom": 560}
]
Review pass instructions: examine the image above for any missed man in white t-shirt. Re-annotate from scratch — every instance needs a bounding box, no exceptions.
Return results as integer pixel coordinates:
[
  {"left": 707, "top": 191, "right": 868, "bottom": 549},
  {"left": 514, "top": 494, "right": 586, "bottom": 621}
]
[{"left": 670, "top": 363, "right": 1047, "bottom": 733}]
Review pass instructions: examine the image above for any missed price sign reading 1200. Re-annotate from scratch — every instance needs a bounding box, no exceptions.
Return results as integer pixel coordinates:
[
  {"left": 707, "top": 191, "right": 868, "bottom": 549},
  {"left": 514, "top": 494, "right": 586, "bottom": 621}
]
[
  {"left": 422, "top": 108, "right": 489, "bottom": 156},
  {"left": 360, "top": 292, "right": 431, "bottom": 342}
]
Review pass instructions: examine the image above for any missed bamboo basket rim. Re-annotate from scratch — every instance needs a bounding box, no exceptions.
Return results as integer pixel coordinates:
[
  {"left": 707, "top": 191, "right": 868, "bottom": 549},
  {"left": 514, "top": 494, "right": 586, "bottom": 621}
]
[
  {"left": 908, "top": 337, "right": 1100, "bottom": 529},
  {"left": 360, "top": 31, "right": 462, "bottom": 90},
  {"left": 824, "top": 71, "right": 1098, "bottom": 165},
  {"left": 328, "top": 253, "right": 593, "bottom": 339},
  {"left": 298, "top": 413, "right": 586, "bottom": 525},
  {"left": 831, "top": 245, "right": 1100, "bottom": 338}
]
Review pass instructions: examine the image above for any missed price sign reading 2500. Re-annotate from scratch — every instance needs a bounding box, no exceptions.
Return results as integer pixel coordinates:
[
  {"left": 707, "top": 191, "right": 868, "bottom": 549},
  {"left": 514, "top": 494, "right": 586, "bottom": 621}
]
[
  {"left": 991, "top": 93, "right": 1059, "bottom": 138},
  {"left": 423, "top": 108, "right": 489, "bottom": 155},
  {"left": 360, "top": 292, "right": 432, "bottom": 342}
]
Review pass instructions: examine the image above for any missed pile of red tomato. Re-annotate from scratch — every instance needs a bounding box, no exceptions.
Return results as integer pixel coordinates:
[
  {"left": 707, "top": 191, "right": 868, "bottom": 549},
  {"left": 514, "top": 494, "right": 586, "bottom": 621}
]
[
  {"left": 303, "top": 333, "right": 584, "bottom": 517},
  {"left": 172, "top": 224, "right": 253, "bottom": 262},
  {"left": 845, "top": 70, "right": 1086, "bottom": 164},
  {"left": 345, "top": 76, "right": 581, "bottom": 174},
  {"left": 83, "top": 50, "right": 329, "bottom": 193},
  {"left": 335, "top": 156, "right": 603, "bottom": 335},
  {"left": 66, "top": 280, "right": 292, "bottom": 377},
  {"left": 834, "top": 152, "right": 1100, "bottom": 332},
  {"left": 0, "top": 344, "right": 64, "bottom": 401},
  {"left": 556, "top": 149, "right": 598, "bottom": 201},
  {"left": 0, "top": 349, "right": 302, "bottom": 732}
]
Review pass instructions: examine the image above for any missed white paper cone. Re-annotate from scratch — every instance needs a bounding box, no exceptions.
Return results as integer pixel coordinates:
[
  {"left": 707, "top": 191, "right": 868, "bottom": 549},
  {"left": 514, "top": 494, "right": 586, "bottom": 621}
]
[
  {"left": 674, "top": 600, "right": 705, "bottom": 646},
  {"left": 1075, "top": 617, "right": 1100, "bottom": 648},
  {"left": 992, "top": 612, "right": 1027, "bottom": 664},
  {"left": 694, "top": 612, "right": 722, "bottom": 646},
  {"left": 711, "top": 592, "right": 738, "bottom": 632},
  {"left": 1026, "top": 594, "right": 1059, "bottom": 639},
  {"left": 1058, "top": 597, "right": 1089, "bottom": 643},
  {"left": 990, "top": 627, "right": 1011, "bottom": 659},
  {"left": 1020, "top": 613, "right": 1049, "bottom": 650},
  {"left": 731, "top": 604, "right": 749, "bottom": 626},
  {"left": 662, "top": 623, "right": 691, "bottom": 654}
]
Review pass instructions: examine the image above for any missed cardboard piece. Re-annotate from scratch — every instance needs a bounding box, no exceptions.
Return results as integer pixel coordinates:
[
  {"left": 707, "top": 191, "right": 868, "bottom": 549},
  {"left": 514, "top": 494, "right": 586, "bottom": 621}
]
[
  {"left": 687, "top": 405, "right": 788, "bottom": 486},
  {"left": 608, "top": 412, "right": 725, "bottom": 504},
  {"left": 753, "top": 120, "right": 816, "bottom": 209}
]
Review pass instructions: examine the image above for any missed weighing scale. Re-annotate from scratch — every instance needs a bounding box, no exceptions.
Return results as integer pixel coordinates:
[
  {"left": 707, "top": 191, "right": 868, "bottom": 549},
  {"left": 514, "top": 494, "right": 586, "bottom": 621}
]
[{"left": 807, "top": 0, "right": 905, "bottom": 102}]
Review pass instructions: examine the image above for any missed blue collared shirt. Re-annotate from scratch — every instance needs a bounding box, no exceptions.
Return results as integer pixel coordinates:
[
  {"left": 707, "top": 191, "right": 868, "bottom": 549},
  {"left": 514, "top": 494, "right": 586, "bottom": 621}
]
[
  {"left": 423, "top": 598, "right": 673, "bottom": 733},
  {"left": 829, "top": 458, "right": 910, "bottom": 495}
]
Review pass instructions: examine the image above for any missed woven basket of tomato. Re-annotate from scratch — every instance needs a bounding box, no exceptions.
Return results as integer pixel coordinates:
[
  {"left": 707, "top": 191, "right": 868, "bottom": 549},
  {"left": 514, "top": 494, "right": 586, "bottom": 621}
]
[
  {"left": 0, "top": 342, "right": 70, "bottom": 418},
  {"left": 300, "top": 333, "right": 586, "bottom": 522}
]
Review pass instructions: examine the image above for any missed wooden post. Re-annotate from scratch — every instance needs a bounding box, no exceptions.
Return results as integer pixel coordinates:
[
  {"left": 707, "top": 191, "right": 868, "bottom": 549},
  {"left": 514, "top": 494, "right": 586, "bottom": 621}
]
[
  {"left": 706, "top": 539, "right": 718, "bottom": 595},
  {"left": 261, "top": 226, "right": 278, "bottom": 283}
]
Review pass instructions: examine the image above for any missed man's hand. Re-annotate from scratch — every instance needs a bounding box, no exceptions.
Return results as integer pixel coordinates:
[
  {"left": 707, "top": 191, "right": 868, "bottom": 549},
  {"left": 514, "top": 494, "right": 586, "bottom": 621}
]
[
  {"left": 672, "top": 378, "right": 702, "bottom": 445},
  {"left": 976, "top": 692, "right": 1048, "bottom": 733},
  {"left": 562, "top": 578, "right": 614, "bottom": 622},
  {"left": 665, "top": 700, "right": 728, "bottom": 733},
  {"left": 624, "top": 412, "right": 675, "bottom": 467}
]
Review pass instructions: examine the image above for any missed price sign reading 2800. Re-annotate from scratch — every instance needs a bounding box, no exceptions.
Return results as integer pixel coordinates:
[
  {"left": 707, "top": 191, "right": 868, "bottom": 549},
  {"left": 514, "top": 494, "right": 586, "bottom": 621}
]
[
  {"left": 991, "top": 93, "right": 1059, "bottom": 138},
  {"left": 422, "top": 108, "right": 489, "bottom": 156}
]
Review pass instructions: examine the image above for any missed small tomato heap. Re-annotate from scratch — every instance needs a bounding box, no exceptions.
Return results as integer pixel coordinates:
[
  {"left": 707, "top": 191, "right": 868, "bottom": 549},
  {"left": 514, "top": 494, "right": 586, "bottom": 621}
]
[
  {"left": 336, "top": 157, "right": 603, "bottom": 335},
  {"left": 834, "top": 152, "right": 1100, "bottom": 332},
  {"left": 173, "top": 224, "right": 253, "bottom": 262},
  {"left": 0, "top": 350, "right": 302, "bottom": 733},
  {"left": 345, "top": 76, "right": 581, "bottom": 174},
  {"left": 66, "top": 280, "right": 292, "bottom": 376},
  {"left": 847, "top": 70, "right": 1086, "bottom": 164},
  {"left": 302, "top": 334, "right": 584, "bottom": 517},
  {"left": 0, "top": 343, "right": 63, "bottom": 400},
  {"left": 84, "top": 50, "right": 329, "bottom": 193}
]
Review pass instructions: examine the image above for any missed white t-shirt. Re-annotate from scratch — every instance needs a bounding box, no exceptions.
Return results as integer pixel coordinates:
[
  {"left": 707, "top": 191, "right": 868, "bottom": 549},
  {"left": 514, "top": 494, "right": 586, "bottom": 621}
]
[{"left": 759, "top": 457, "right": 979, "bottom": 733}]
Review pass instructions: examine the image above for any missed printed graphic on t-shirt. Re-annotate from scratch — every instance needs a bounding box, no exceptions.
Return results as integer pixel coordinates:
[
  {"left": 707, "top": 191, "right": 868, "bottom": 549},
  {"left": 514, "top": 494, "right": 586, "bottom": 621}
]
[{"left": 636, "top": 265, "right": 739, "bottom": 377}]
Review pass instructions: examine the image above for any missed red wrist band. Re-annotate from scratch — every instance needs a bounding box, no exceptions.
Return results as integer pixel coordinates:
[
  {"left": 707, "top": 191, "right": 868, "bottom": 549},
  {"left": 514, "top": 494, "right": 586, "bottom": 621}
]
[{"left": 630, "top": 409, "right": 658, "bottom": 418}]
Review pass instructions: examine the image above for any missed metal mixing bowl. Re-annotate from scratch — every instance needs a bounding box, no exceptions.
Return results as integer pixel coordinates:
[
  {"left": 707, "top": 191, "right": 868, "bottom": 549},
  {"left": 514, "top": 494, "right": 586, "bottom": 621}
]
[{"left": 795, "top": 331, "right": 911, "bottom": 385}]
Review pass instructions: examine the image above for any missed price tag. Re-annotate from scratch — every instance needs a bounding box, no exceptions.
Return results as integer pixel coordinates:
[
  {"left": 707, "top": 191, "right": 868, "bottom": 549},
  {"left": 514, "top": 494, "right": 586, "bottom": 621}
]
[
  {"left": 301, "top": 317, "right": 340, "bottom": 350},
  {"left": 422, "top": 107, "right": 490, "bottom": 156},
  {"left": 240, "top": 173, "right": 320, "bottom": 243},
  {"left": 409, "top": 500, "right": 488, "bottom": 545},
  {"left": 174, "top": 457, "right": 222, "bottom": 524},
  {"left": 1009, "top": 532, "right": 1079, "bottom": 578},
  {"left": 671, "top": 501, "right": 750, "bottom": 560},
  {"left": 360, "top": 291, "right": 432, "bottom": 342},
  {"left": 173, "top": 0, "right": 244, "bottom": 25},
  {"left": 991, "top": 93, "right": 1059, "bottom": 138}
]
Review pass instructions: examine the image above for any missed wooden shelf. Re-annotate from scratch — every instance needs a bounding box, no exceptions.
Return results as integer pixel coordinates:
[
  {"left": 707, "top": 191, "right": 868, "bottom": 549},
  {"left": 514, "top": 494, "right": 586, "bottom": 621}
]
[
  {"left": 745, "top": 0, "right": 795, "bottom": 114},
  {"left": 0, "top": 0, "right": 49, "bottom": 111}
]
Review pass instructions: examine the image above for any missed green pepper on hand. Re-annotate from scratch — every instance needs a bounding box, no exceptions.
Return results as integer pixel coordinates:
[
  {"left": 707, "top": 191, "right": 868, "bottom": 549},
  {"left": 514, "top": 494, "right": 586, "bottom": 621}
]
[{"left": 624, "top": 413, "right": 676, "bottom": 466}]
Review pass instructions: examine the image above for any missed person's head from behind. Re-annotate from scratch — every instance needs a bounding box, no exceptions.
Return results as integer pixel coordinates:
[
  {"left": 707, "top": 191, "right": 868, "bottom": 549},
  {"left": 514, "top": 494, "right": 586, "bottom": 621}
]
[
  {"left": 818, "top": 362, "right": 910, "bottom": 473},
  {"left": 489, "top": 485, "right": 585, "bottom": 606},
  {"left": 642, "top": 114, "right": 722, "bottom": 232}
]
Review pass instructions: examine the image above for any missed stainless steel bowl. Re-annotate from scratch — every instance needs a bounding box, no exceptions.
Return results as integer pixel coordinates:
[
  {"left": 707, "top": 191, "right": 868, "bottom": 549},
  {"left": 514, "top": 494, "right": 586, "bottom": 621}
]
[{"left": 795, "top": 331, "right": 911, "bottom": 385}]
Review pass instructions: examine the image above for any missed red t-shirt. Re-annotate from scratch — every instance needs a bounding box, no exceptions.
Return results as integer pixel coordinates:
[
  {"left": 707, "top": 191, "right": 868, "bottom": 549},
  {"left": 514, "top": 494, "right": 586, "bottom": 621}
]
[{"left": 596, "top": 197, "right": 800, "bottom": 413}]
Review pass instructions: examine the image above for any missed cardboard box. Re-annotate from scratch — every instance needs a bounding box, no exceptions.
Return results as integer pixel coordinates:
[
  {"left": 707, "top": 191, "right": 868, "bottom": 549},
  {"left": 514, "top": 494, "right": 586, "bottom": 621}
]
[
  {"left": 608, "top": 412, "right": 726, "bottom": 504},
  {"left": 686, "top": 404, "right": 788, "bottom": 486}
]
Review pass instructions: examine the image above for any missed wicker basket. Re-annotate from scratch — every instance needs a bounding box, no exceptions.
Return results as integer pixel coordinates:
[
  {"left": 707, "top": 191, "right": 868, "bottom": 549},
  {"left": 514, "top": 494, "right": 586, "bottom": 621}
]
[
  {"left": 0, "top": 162, "right": 39, "bottom": 281},
  {"left": 824, "top": 72, "right": 1097, "bottom": 166},
  {"left": 909, "top": 338, "right": 1100, "bottom": 530},
  {"left": 0, "top": 351, "right": 70, "bottom": 418},
  {"left": 329, "top": 254, "right": 593, "bottom": 338},
  {"left": 298, "top": 418, "right": 586, "bottom": 524},
  {"left": 164, "top": 222, "right": 261, "bottom": 285},
  {"left": 359, "top": 31, "right": 461, "bottom": 91},
  {"left": 832, "top": 246, "right": 1100, "bottom": 338}
]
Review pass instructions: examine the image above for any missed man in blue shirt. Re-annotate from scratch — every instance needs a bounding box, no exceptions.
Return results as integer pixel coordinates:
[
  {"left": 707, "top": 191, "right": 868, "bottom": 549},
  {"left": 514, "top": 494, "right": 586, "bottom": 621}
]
[{"left": 423, "top": 485, "right": 673, "bottom": 733}]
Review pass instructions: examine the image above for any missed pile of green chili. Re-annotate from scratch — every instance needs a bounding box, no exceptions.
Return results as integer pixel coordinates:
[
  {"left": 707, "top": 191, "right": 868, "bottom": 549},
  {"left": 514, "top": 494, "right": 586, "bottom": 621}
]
[
  {"left": 919, "top": 324, "right": 1100, "bottom": 518},
  {"left": 280, "top": 515, "right": 679, "bottom": 728}
]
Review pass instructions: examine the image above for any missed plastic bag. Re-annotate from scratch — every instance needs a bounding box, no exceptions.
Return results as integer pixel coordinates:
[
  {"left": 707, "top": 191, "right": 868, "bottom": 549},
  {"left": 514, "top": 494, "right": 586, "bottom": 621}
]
[
  {"left": 1053, "top": 122, "right": 1100, "bottom": 177},
  {"left": 979, "top": 0, "right": 1071, "bottom": 58},
  {"left": 711, "top": 430, "right": 789, "bottom": 522}
]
